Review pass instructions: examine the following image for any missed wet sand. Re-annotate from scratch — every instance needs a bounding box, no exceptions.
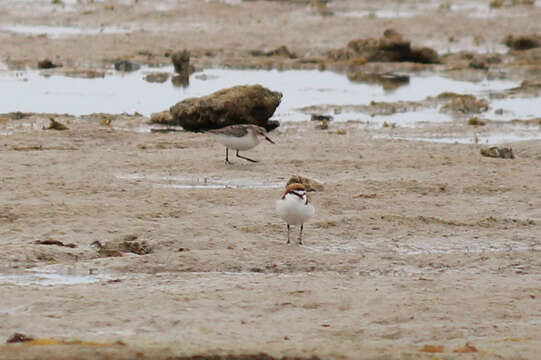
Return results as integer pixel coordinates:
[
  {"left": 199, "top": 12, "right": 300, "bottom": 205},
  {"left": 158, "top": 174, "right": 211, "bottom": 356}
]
[{"left": 1, "top": 0, "right": 541, "bottom": 359}]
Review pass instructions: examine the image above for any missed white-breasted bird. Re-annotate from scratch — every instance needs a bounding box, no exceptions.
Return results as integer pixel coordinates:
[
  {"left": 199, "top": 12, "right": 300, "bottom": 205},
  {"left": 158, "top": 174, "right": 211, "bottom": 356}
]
[
  {"left": 207, "top": 124, "right": 275, "bottom": 164},
  {"left": 276, "top": 183, "right": 315, "bottom": 244}
]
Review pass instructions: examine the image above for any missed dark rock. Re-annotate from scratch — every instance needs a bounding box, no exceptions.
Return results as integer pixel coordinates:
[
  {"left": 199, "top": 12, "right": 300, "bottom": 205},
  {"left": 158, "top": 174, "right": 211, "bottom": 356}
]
[
  {"left": 328, "top": 29, "right": 439, "bottom": 64},
  {"left": 35, "top": 239, "right": 76, "bottom": 248},
  {"left": 44, "top": 118, "right": 68, "bottom": 130},
  {"left": 37, "top": 59, "right": 60, "bottom": 69},
  {"left": 504, "top": 34, "right": 541, "bottom": 50},
  {"left": 150, "top": 128, "right": 181, "bottom": 133},
  {"left": 480, "top": 146, "right": 514, "bottom": 159},
  {"left": 311, "top": 114, "right": 333, "bottom": 121},
  {"left": 166, "top": 85, "right": 282, "bottom": 132},
  {"left": 469, "top": 58, "right": 488, "bottom": 70},
  {"left": 114, "top": 60, "right": 140, "bottom": 72},
  {"left": 171, "top": 49, "right": 191, "bottom": 74},
  {"left": 468, "top": 117, "right": 486, "bottom": 126},
  {"left": 408, "top": 47, "right": 440, "bottom": 64},
  {"left": 250, "top": 45, "right": 297, "bottom": 59},
  {"left": 170, "top": 50, "right": 195, "bottom": 86},
  {"left": 7, "top": 333, "right": 34, "bottom": 343}
]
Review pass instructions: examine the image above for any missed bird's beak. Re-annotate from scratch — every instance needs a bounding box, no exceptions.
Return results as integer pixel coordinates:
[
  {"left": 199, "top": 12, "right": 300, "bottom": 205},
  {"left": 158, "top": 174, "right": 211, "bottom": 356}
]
[{"left": 264, "top": 134, "right": 275, "bottom": 144}]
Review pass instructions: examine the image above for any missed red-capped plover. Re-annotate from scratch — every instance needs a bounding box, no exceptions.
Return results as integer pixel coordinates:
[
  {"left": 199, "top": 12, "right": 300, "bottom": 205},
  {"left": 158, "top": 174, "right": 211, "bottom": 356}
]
[
  {"left": 208, "top": 124, "right": 275, "bottom": 164},
  {"left": 276, "top": 183, "right": 315, "bottom": 244}
]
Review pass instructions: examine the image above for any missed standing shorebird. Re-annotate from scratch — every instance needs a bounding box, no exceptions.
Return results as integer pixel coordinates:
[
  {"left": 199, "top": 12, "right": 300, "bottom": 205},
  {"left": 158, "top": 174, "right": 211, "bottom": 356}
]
[
  {"left": 276, "top": 183, "right": 315, "bottom": 244},
  {"left": 207, "top": 124, "right": 275, "bottom": 164}
]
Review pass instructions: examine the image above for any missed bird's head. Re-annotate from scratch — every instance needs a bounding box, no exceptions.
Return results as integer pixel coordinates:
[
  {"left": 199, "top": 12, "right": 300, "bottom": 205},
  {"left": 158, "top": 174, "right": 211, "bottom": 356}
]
[
  {"left": 252, "top": 126, "right": 275, "bottom": 144},
  {"left": 282, "top": 183, "right": 307, "bottom": 199}
]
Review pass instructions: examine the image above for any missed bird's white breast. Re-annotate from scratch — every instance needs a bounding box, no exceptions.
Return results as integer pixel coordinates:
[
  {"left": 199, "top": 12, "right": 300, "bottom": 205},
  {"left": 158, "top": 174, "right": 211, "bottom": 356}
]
[
  {"left": 214, "top": 133, "right": 260, "bottom": 151},
  {"left": 276, "top": 193, "right": 315, "bottom": 226}
]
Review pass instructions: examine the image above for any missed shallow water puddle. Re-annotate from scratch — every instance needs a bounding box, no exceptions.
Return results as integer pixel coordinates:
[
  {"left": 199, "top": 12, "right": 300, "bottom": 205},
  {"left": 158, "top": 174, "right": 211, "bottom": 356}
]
[
  {"left": 337, "top": 1, "right": 537, "bottom": 19},
  {"left": 0, "top": 267, "right": 111, "bottom": 286},
  {"left": 346, "top": 108, "right": 453, "bottom": 127},
  {"left": 3, "top": 0, "right": 133, "bottom": 16},
  {"left": 488, "top": 97, "right": 541, "bottom": 120},
  {"left": 385, "top": 130, "right": 541, "bottom": 145},
  {"left": 1, "top": 24, "right": 131, "bottom": 38},
  {"left": 116, "top": 173, "right": 282, "bottom": 190},
  {"left": 0, "top": 67, "right": 522, "bottom": 121}
]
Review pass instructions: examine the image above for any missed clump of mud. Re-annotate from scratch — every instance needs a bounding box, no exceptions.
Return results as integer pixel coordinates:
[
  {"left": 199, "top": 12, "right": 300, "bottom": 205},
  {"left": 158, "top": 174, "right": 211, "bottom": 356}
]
[
  {"left": 328, "top": 29, "right": 439, "bottom": 64},
  {"left": 480, "top": 146, "right": 515, "bottom": 159},
  {"left": 438, "top": 93, "right": 488, "bottom": 114},
  {"left": 441, "top": 52, "right": 502, "bottom": 70},
  {"left": 91, "top": 235, "right": 153, "bottom": 257},
  {"left": 37, "top": 59, "right": 60, "bottom": 69}
]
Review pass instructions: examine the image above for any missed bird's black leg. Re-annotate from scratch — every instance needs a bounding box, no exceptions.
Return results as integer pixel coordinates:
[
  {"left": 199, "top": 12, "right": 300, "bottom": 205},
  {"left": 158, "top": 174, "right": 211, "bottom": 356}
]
[
  {"left": 287, "top": 224, "right": 290, "bottom": 244},
  {"left": 298, "top": 224, "right": 304, "bottom": 245},
  {"left": 236, "top": 150, "right": 258, "bottom": 163},
  {"left": 225, "top": 148, "right": 231, "bottom": 164}
]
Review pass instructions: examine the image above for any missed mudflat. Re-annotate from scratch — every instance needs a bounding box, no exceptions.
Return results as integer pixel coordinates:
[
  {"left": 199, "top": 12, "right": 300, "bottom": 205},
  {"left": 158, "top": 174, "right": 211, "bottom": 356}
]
[{"left": 1, "top": 0, "right": 541, "bottom": 359}]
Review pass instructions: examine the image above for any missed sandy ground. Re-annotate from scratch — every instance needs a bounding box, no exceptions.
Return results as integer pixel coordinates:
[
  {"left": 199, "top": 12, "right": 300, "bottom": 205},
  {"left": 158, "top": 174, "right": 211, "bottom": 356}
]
[{"left": 1, "top": 0, "right": 541, "bottom": 359}]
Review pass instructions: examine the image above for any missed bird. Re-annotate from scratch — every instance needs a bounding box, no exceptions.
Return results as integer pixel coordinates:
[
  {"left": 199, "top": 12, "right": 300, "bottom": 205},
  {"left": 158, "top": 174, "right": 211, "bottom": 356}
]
[
  {"left": 207, "top": 124, "right": 275, "bottom": 164},
  {"left": 276, "top": 183, "right": 315, "bottom": 244}
]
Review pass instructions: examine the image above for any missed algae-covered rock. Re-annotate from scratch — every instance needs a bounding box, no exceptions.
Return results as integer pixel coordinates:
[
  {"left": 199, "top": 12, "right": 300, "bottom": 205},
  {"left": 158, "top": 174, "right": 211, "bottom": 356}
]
[
  {"left": 166, "top": 85, "right": 282, "bottom": 132},
  {"left": 287, "top": 175, "right": 324, "bottom": 192}
]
